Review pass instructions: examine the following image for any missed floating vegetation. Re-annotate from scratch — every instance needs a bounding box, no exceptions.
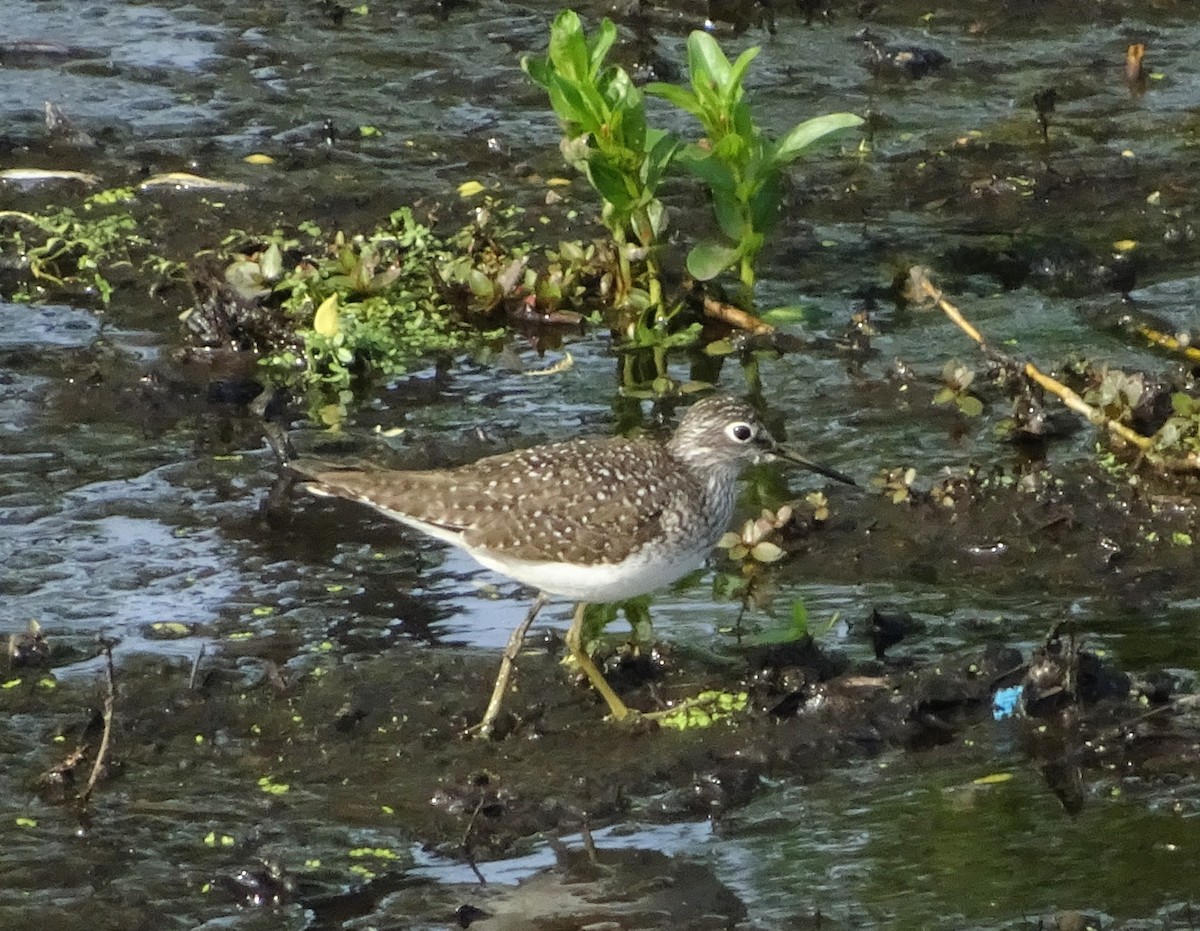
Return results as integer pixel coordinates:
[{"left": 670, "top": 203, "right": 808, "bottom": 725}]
[
  {"left": 0, "top": 186, "right": 147, "bottom": 304},
  {"left": 188, "top": 200, "right": 617, "bottom": 414}
]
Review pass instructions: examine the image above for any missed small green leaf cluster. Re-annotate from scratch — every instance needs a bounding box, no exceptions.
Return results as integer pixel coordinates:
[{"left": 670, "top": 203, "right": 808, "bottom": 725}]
[
  {"left": 223, "top": 202, "right": 610, "bottom": 413},
  {"left": 656, "top": 690, "right": 747, "bottom": 730},
  {"left": 1154, "top": 392, "right": 1200, "bottom": 457},
  {"left": 0, "top": 187, "right": 145, "bottom": 305},
  {"left": 718, "top": 503, "right": 794, "bottom": 566},
  {"left": 247, "top": 209, "right": 466, "bottom": 398},
  {"left": 437, "top": 196, "right": 605, "bottom": 315},
  {"left": 577, "top": 596, "right": 654, "bottom": 653},
  {"left": 1082, "top": 367, "right": 1146, "bottom": 422},
  {"left": 932, "top": 359, "right": 984, "bottom": 416}
]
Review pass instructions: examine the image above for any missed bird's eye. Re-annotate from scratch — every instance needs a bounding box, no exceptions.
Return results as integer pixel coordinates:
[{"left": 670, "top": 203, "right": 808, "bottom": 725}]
[{"left": 728, "top": 422, "right": 754, "bottom": 443}]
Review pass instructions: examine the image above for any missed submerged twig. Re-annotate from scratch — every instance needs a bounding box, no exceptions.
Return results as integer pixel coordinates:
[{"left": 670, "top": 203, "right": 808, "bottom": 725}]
[
  {"left": 79, "top": 639, "right": 116, "bottom": 803},
  {"left": 1131, "top": 320, "right": 1200, "bottom": 362},
  {"left": 906, "top": 266, "right": 1200, "bottom": 474},
  {"left": 579, "top": 818, "right": 599, "bottom": 865}
]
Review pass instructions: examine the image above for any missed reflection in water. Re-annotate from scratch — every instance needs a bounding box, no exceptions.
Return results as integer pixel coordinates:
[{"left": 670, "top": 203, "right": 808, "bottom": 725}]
[{"left": 722, "top": 754, "right": 1200, "bottom": 928}]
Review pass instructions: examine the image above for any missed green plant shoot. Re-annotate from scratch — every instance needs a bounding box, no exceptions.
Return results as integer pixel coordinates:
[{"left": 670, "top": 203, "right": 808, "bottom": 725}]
[
  {"left": 522, "top": 10, "right": 679, "bottom": 320},
  {"left": 648, "top": 32, "right": 861, "bottom": 310}
]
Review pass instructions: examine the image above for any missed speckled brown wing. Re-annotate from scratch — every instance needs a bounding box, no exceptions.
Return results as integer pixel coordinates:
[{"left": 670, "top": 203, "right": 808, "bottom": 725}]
[
  {"left": 297, "top": 435, "right": 699, "bottom": 565},
  {"left": 460, "top": 437, "right": 692, "bottom": 564}
]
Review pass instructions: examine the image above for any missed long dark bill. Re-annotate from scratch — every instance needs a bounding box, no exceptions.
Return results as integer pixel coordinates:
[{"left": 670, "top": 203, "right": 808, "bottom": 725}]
[{"left": 777, "top": 447, "right": 857, "bottom": 486}]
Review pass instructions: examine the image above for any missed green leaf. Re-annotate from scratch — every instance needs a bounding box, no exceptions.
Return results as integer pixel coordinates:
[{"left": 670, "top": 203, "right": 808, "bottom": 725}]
[
  {"left": 559, "top": 239, "right": 586, "bottom": 263},
  {"left": 712, "top": 193, "right": 744, "bottom": 242},
  {"left": 611, "top": 72, "right": 646, "bottom": 150},
  {"left": 724, "top": 46, "right": 760, "bottom": 108},
  {"left": 791, "top": 599, "right": 809, "bottom": 637},
  {"left": 957, "top": 395, "right": 984, "bottom": 417},
  {"left": 773, "top": 112, "right": 863, "bottom": 165},
  {"left": 636, "top": 199, "right": 669, "bottom": 244},
  {"left": 759, "top": 304, "right": 812, "bottom": 324},
  {"left": 521, "top": 54, "right": 550, "bottom": 87},
  {"left": 644, "top": 82, "right": 704, "bottom": 120},
  {"left": 688, "top": 31, "right": 732, "bottom": 93},
  {"left": 712, "top": 131, "right": 750, "bottom": 168},
  {"left": 467, "top": 268, "right": 496, "bottom": 299},
  {"left": 643, "top": 130, "right": 681, "bottom": 189},
  {"left": 687, "top": 240, "right": 740, "bottom": 280},
  {"left": 588, "top": 18, "right": 617, "bottom": 75},
  {"left": 548, "top": 9, "right": 589, "bottom": 82},
  {"left": 748, "top": 173, "right": 783, "bottom": 233},
  {"left": 547, "top": 74, "right": 607, "bottom": 134},
  {"left": 678, "top": 148, "right": 736, "bottom": 193},
  {"left": 260, "top": 242, "right": 283, "bottom": 280},
  {"left": 587, "top": 157, "right": 634, "bottom": 210},
  {"left": 751, "top": 541, "right": 785, "bottom": 562},
  {"left": 745, "top": 599, "right": 810, "bottom": 646}
]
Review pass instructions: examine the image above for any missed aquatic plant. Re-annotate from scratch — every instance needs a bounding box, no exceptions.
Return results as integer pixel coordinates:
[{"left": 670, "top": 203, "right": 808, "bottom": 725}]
[
  {"left": 436, "top": 194, "right": 604, "bottom": 318},
  {"left": 522, "top": 10, "right": 679, "bottom": 322},
  {"left": 523, "top": 13, "right": 861, "bottom": 320},
  {"left": 212, "top": 201, "right": 617, "bottom": 418},
  {"left": 1155, "top": 392, "right": 1200, "bottom": 459},
  {"left": 908, "top": 266, "right": 1200, "bottom": 475},
  {"left": 647, "top": 32, "right": 862, "bottom": 312},
  {"left": 234, "top": 210, "right": 471, "bottom": 410},
  {"left": 933, "top": 360, "right": 984, "bottom": 416},
  {"left": 0, "top": 187, "right": 146, "bottom": 305}
]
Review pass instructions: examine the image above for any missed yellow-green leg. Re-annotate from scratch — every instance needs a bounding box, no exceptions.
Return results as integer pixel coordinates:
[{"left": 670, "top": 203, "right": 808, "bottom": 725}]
[
  {"left": 565, "top": 602, "right": 634, "bottom": 722},
  {"left": 469, "top": 591, "right": 550, "bottom": 740}
]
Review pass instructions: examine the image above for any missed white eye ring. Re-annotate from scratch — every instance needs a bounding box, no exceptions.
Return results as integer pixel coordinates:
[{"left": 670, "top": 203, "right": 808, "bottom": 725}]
[{"left": 727, "top": 422, "right": 755, "bottom": 443}]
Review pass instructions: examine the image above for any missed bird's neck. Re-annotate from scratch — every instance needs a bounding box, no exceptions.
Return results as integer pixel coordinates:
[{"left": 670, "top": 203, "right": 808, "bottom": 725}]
[{"left": 695, "top": 459, "right": 743, "bottom": 530}]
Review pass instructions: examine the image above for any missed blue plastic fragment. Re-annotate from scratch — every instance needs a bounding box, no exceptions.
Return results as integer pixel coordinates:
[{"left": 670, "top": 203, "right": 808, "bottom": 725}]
[{"left": 992, "top": 685, "right": 1023, "bottom": 720}]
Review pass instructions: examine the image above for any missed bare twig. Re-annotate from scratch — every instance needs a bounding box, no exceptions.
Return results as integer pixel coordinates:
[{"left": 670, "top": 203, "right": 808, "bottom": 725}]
[
  {"left": 579, "top": 818, "right": 598, "bottom": 865},
  {"left": 702, "top": 295, "right": 775, "bottom": 334},
  {"left": 1132, "top": 321, "right": 1200, "bottom": 362},
  {"left": 1017, "top": 363, "right": 1153, "bottom": 452},
  {"left": 460, "top": 798, "right": 488, "bottom": 885},
  {"left": 79, "top": 640, "right": 116, "bottom": 802}
]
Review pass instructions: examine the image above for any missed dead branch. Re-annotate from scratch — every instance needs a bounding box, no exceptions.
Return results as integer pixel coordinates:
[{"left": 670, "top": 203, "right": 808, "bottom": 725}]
[
  {"left": 702, "top": 295, "right": 775, "bottom": 334},
  {"left": 79, "top": 640, "right": 116, "bottom": 803},
  {"left": 1132, "top": 321, "right": 1200, "bottom": 362}
]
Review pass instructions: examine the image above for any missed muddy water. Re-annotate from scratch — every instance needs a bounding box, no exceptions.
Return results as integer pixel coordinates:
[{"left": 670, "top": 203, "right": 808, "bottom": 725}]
[{"left": 3, "top": 0, "right": 1200, "bottom": 928}]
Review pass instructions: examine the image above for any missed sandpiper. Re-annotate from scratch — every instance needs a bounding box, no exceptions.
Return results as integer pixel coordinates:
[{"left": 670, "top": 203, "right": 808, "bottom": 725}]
[{"left": 296, "top": 395, "right": 853, "bottom": 736}]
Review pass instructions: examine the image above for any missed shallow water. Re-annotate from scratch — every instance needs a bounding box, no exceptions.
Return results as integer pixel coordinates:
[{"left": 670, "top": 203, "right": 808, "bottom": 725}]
[
  {"left": 3, "top": 0, "right": 1200, "bottom": 927},
  {"left": 723, "top": 749, "right": 1200, "bottom": 928}
]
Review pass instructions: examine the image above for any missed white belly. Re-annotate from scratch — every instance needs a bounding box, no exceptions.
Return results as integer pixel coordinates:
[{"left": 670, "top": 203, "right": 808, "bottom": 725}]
[{"left": 471, "top": 544, "right": 711, "bottom": 603}]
